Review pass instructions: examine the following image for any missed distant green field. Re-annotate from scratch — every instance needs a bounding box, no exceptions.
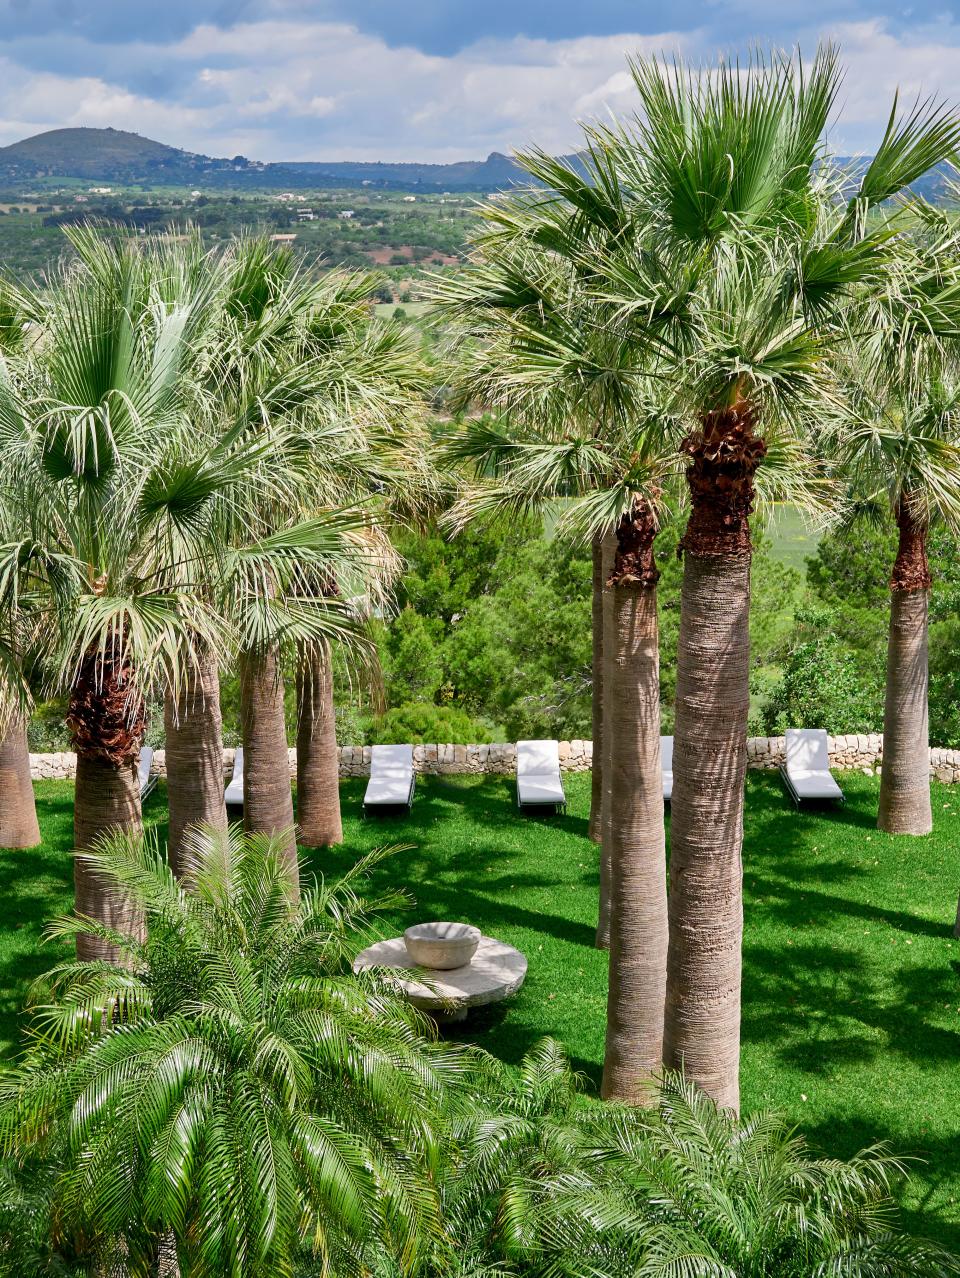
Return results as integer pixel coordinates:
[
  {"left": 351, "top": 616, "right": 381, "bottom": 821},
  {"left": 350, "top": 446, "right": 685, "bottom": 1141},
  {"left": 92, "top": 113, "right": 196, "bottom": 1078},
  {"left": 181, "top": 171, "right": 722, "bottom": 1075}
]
[
  {"left": 766, "top": 503, "right": 820, "bottom": 574},
  {"left": 375, "top": 301, "right": 433, "bottom": 319}
]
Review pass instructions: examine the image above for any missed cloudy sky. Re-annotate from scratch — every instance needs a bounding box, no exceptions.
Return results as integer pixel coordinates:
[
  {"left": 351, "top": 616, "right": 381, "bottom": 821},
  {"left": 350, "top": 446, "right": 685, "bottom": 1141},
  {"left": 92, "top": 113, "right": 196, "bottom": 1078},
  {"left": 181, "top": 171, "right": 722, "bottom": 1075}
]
[{"left": 1, "top": 1, "right": 959, "bottom": 161}]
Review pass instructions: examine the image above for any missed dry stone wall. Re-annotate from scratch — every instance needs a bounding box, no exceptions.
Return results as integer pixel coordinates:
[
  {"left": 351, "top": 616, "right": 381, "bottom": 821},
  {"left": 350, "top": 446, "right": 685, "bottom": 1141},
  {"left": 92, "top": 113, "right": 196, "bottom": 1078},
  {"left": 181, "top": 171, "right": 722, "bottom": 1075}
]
[{"left": 27, "top": 734, "right": 960, "bottom": 784}]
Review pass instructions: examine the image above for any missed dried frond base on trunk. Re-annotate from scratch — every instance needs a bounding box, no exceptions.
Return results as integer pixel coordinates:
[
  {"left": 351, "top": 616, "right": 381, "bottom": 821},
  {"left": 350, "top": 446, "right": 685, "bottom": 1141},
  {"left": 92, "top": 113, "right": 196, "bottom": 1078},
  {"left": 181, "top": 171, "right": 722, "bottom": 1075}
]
[
  {"left": 69, "top": 645, "right": 147, "bottom": 961},
  {"left": 67, "top": 643, "right": 145, "bottom": 767}
]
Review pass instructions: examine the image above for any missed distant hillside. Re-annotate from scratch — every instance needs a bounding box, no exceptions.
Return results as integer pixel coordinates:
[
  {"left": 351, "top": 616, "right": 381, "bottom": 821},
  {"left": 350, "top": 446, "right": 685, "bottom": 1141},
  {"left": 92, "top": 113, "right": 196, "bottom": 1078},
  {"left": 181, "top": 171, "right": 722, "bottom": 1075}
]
[
  {"left": 0, "top": 127, "right": 562, "bottom": 192},
  {"left": 0, "top": 126, "right": 952, "bottom": 199}
]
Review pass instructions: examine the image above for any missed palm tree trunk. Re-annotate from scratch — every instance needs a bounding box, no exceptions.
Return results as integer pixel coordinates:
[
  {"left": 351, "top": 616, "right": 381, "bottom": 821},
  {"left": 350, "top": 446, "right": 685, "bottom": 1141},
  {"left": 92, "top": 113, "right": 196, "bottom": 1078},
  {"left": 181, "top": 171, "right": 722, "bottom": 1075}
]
[
  {"left": 164, "top": 644, "right": 227, "bottom": 876},
  {"left": 595, "top": 527, "right": 616, "bottom": 949},
  {"left": 588, "top": 530, "right": 604, "bottom": 844},
  {"left": 239, "top": 644, "right": 298, "bottom": 881},
  {"left": 878, "top": 503, "right": 932, "bottom": 836},
  {"left": 296, "top": 639, "right": 343, "bottom": 847},
  {"left": 0, "top": 708, "right": 40, "bottom": 848},
  {"left": 601, "top": 500, "right": 668, "bottom": 1104},
  {"left": 663, "top": 403, "right": 766, "bottom": 1113},
  {"left": 68, "top": 644, "right": 147, "bottom": 962}
]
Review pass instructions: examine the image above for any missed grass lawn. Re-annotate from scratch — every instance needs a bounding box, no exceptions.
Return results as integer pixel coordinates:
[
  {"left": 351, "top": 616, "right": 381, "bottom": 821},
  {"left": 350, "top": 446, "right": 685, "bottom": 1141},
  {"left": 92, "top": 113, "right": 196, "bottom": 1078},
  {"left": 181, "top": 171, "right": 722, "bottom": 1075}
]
[{"left": 3, "top": 771, "right": 959, "bottom": 1246}]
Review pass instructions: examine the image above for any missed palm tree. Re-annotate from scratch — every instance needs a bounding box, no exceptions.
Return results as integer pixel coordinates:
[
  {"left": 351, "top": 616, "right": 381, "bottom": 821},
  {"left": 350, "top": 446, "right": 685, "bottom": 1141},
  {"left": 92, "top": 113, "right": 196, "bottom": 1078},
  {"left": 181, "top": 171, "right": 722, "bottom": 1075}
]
[
  {"left": 0, "top": 233, "right": 233, "bottom": 957},
  {"left": 178, "top": 243, "right": 423, "bottom": 864},
  {"left": 438, "top": 355, "right": 678, "bottom": 1099},
  {"left": 491, "top": 48, "right": 960, "bottom": 1109},
  {"left": 291, "top": 273, "right": 429, "bottom": 848},
  {"left": 0, "top": 825, "right": 460, "bottom": 1274},
  {"left": 436, "top": 233, "right": 673, "bottom": 964},
  {"left": 609, "top": 1078, "right": 960, "bottom": 1277},
  {"left": 831, "top": 379, "right": 960, "bottom": 836},
  {"left": 0, "top": 556, "right": 41, "bottom": 850},
  {"left": 830, "top": 215, "right": 960, "bottom": 836}
]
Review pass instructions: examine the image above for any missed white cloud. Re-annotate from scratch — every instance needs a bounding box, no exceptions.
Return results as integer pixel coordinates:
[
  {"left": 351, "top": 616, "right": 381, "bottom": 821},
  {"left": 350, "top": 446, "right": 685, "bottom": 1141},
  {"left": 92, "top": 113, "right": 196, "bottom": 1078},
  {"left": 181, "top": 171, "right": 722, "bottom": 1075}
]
[{"left": 0, "top": 15, "right": 960, "bottom": 161}]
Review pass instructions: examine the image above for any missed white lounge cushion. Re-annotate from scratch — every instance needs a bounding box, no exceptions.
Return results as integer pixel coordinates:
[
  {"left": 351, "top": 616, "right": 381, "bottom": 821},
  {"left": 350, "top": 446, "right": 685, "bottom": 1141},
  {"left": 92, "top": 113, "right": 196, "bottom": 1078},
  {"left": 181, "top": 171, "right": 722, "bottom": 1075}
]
[
  {"left": 138, "top": 747, "right": 155, "bottom": 796},
  {"left": 364, "top": 744, "right": 414, "bottom": 808},
  {"left": 224, "top": 747, "right": 244, "bottom": 805},
  {"left": 518, "top": 773, "right": 566, "bottom": 805},
  {"left": 516, "top": 740, "right": 565, "bottom": 808},
  {"left": 783, "top": 729, "right": 843, "bottom": 801},
  {"left": 786, "top": 767, "right": 844, "bottom": 800},
  {"left": 661, "top": 735, "right": 674, "bottom": 801},
  {"left": 517, "top": 739, "right": 560, "bottom": 776}
]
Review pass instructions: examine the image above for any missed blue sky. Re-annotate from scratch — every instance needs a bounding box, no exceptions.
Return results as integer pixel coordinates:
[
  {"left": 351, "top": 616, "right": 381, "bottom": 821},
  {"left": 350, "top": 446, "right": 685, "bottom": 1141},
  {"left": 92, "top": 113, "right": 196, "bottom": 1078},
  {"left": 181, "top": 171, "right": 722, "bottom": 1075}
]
[{"left": 1, "top": 1, "right": 959, "bottom": 160}]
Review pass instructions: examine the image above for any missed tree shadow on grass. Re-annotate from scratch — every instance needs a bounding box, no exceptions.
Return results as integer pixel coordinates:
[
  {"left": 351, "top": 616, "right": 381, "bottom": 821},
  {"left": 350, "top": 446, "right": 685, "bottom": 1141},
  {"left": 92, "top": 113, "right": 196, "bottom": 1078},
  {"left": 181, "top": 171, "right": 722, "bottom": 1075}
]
[
  {"left": 801, "top": 1115, "right": 960, "bottom": 1252},
  {"left": 311, "top": 775, "right": 601, "bottom": 950}
]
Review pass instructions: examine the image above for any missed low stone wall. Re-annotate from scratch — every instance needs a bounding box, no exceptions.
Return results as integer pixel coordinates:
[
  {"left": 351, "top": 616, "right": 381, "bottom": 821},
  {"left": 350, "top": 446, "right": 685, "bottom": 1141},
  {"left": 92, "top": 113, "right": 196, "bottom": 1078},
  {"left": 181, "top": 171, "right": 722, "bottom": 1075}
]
[{"left": 26, "top": 734, "right": 960, "bottom": 784}]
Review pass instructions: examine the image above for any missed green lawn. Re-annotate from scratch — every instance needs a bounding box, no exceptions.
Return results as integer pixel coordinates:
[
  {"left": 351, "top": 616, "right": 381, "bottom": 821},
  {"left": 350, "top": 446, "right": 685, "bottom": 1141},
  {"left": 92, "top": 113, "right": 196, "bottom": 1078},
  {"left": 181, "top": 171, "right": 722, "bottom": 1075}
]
[{"left": 3, "top": 772, "right": 959, "bottom": 1246}]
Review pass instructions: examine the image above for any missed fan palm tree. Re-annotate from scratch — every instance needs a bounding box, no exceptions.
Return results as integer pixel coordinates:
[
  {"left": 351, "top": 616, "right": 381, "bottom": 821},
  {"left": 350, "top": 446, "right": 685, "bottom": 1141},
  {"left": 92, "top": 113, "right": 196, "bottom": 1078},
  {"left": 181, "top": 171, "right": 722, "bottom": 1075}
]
[
  {"left": 290, "top": 272, "right": 430, "bottom": 849},
  {"left": 0, "top": 282, "right": 45, "bottom": 851},
  {"left": 0, "top": 825, "right": 461, "bottom": 1274},
  {"left": 829, "top": 216, "right": 960, "bottom": 835},
  {"left": 832, "top": 386, "right": 960, "bottom": 835},
  {"left": 0, "top": 542, "right": 41, "bottom": 850},
  {"left": 0, "top": 233, "right": 229, "bottom": 956},
  {"left": 476, "top": 47, "right": 960, "bottom": 1109},
  {"left": 171, "top": 241, "right": 425, "bottom": 865},
  {"left": 438, "top": 337, "right": 679, "bottom": 1100},
  {"left": 436, "top": 234, "right": 675, "bottom": 970}
]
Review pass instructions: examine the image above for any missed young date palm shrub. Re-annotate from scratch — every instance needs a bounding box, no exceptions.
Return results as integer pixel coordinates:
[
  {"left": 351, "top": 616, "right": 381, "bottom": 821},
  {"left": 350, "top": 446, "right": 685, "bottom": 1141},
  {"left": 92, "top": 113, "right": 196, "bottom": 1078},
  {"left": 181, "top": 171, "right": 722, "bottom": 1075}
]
[
  {"left": 605, "top": 1078, "right": 960, "bottom": 1278},
  {"left": 0, "top": 826, "right": 461, "bottom": 1275},
  {"left": 374, "top": 1040, "right": 959, "bottom": 1278}
]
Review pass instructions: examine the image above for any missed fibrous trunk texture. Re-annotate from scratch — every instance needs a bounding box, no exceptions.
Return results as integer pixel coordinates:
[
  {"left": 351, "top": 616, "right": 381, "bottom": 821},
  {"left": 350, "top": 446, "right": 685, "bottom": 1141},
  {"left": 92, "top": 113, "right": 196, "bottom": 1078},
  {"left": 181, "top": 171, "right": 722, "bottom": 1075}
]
[
  {"left": 240, "top": 644, "right": 298, "bottom": 883},
  {"left": 878, "top": 503, "right": 932, "bottom": 836},
  {"left": 601, "top": 500, "right": 668, "bottom": 1104},
  {"left": 296, "top": 639, "right": 343, "bottom": 847},
  {"left": 588, "top": 530, "right": 605, "bottom": 845},
  {"left": 164, "top": 645, "right": 227, "bottom": 875},
  {"left": 663, "top": 402, "right": 766, "bottom": 1113},
  {"left": 67, "top": 642, "right": 146, "bottom": 961},
  {"left": 595, "top": 526, "right": 616, "bottom": 949},
  {"left": 0, "top": 709, "right": 40, "bottom": 848}
]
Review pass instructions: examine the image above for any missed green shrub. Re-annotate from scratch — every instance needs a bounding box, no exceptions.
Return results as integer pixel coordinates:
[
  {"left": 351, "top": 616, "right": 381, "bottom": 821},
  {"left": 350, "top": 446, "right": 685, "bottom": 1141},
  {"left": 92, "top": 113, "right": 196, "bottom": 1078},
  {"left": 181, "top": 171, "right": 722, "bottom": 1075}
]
[
  {"left": 368, "top": 702, "right": 498, "bottom": 744},
  {"left": 762, "top": 609, "right": 883, "bottom": 735}
]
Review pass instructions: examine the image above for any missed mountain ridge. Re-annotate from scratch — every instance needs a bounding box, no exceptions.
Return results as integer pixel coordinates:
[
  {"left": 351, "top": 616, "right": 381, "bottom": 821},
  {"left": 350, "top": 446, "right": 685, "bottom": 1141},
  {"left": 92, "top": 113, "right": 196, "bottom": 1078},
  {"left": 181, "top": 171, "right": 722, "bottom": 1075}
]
[
  {"left": 0, "top": 127, "right": 546, "bottom": 192},
  {"left": 0, "top": 125, "right": 951, "bottom": 201}
]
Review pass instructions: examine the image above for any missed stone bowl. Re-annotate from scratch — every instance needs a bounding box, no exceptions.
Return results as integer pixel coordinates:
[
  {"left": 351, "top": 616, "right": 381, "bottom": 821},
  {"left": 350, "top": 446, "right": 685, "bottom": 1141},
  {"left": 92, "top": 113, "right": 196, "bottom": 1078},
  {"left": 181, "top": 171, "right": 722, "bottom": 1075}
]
[{"left": 404, "top": 921, "right": 481, "bottom": 970}]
